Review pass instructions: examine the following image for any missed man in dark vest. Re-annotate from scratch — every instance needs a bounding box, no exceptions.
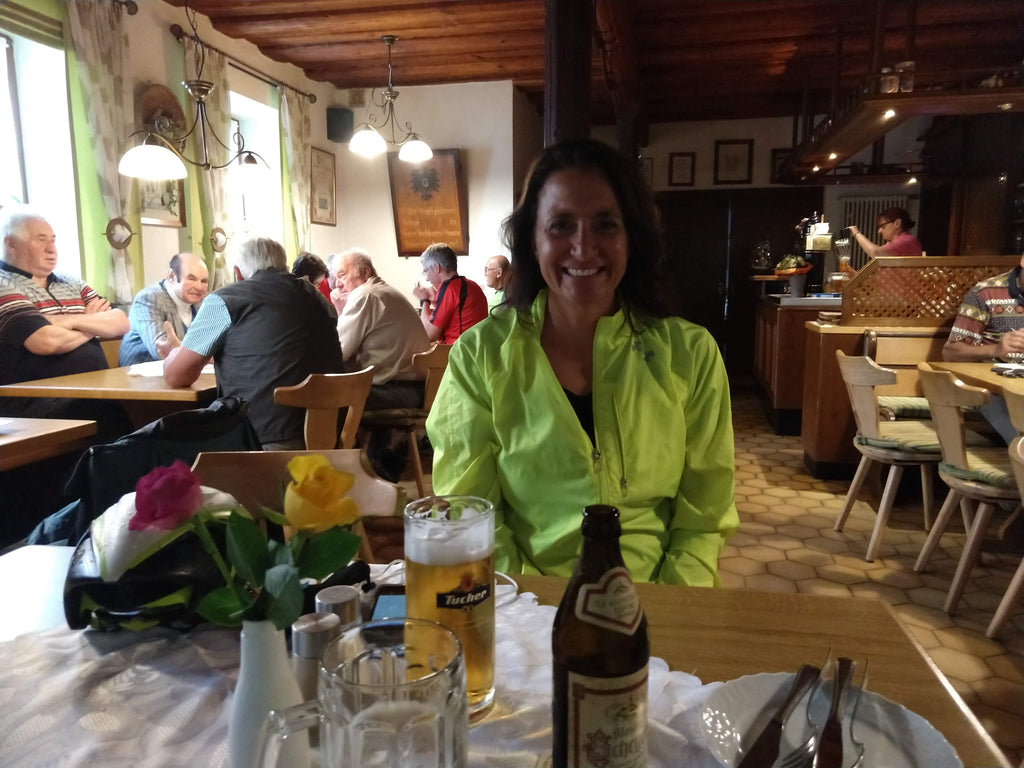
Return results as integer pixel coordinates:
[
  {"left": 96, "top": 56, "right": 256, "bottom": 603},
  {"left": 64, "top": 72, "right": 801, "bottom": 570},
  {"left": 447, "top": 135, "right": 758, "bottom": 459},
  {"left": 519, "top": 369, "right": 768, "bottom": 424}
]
[{"left": 163, "top": 237, "right": 344, "bottom": 449}]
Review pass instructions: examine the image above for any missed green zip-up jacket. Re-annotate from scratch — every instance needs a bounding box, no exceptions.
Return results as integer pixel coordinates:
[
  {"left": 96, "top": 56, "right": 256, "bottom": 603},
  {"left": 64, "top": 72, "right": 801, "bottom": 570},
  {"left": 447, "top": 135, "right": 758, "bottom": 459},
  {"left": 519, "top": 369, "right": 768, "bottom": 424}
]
[{"left": 426, "top": 290, "right": 737, "bottom": 586}]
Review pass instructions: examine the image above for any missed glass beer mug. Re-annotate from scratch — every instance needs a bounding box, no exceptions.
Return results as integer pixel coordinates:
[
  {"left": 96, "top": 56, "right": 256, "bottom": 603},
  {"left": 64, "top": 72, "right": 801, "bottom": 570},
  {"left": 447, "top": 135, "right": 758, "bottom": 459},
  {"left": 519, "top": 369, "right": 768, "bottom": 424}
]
[
  {"left": 404, "top": 495, "right": 496, "bottom": 720},
  {"left": 257, "top": 618, "right": 468, "bottom": 768}
]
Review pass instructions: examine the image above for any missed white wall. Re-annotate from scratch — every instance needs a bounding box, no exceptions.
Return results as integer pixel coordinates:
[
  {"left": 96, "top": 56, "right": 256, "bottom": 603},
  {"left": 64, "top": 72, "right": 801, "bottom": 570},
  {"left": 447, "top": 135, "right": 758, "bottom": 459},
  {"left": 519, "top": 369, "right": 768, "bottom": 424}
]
[{"left": 334, "top": 81, "right": 518, "bottom": 300}]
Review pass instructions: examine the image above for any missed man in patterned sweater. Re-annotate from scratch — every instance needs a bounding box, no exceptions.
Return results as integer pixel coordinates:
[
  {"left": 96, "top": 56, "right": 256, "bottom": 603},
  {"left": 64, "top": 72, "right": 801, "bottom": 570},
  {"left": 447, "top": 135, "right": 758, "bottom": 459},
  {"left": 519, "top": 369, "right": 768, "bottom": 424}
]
[
  {"left": 0, "top": 206, "right": 129, "bottom": 419},
  {"left": 943, "top": 254, "right": 1024, "bottom": 442}
]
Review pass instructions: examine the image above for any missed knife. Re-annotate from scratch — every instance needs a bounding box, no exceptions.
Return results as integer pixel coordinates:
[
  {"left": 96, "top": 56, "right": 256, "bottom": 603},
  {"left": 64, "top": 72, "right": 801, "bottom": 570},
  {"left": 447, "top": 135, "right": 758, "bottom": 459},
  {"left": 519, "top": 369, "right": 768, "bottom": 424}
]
[
  {"left": 736, "top": 664, "right": 821, "bottom": 768},
  {"left": 816, "top": 657, "right": 856, "bottom": 768}
]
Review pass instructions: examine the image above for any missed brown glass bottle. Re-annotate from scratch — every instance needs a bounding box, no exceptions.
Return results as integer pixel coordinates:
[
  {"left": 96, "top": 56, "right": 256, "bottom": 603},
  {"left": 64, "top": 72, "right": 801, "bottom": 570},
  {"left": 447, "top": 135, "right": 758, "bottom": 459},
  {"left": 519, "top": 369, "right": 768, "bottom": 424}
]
[{"left": 551, "top": 505, "right": 649, "bottom": 768}]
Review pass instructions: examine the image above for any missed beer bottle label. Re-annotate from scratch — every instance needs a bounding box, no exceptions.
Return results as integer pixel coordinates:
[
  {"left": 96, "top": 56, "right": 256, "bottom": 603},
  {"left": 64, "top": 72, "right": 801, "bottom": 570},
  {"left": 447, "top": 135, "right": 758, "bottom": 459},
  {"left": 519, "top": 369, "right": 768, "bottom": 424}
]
[
  {"left": 574, "top": 566, "right": 642, "bottom": 635},
  {"left": 566, "top": 666, "right": 648, "bottom": 768}
]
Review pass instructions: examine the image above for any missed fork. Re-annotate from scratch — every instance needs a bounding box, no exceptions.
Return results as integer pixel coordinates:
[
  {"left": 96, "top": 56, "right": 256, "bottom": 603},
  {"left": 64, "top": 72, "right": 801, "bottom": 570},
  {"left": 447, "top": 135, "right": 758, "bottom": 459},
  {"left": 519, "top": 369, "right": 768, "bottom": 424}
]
[
  {"left": 777, "top": 650, "right": 829, "bottom": 768},
  {"left": 845, "top": 659, "right": 870, "bottom": 768}
]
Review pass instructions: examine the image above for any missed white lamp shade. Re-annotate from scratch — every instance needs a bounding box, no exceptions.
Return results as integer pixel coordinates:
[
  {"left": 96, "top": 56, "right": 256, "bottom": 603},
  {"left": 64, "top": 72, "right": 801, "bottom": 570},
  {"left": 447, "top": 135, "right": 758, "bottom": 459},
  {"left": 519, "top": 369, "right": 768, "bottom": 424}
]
[
  {"left": 118, "top": 143, "right": 187, "bottom": 180},
  {"left": 349, "top": 126, "right": 387, "bottom": 158},
  {"left": 398, "top": 136, "right": 433, "bottom": 163}
]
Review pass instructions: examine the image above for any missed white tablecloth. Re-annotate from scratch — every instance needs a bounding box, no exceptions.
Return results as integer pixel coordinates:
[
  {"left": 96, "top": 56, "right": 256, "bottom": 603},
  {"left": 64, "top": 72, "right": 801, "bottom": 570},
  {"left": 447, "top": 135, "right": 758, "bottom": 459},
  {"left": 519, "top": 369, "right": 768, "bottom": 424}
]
[{"left": 0, "top": 592, "right": 725, "bottom": 767}]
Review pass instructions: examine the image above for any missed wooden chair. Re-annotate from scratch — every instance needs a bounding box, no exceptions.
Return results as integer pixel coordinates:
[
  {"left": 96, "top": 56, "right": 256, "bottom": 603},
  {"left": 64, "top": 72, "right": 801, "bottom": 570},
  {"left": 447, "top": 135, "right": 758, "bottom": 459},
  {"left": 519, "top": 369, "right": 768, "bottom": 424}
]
[
  {"left": 273, "top": 366, "right": 374, "bottom": 449},
  {"left": 359, "top": 343, "right": 451, "bottom": 497},
  {"left": 833, "top": 351, "right": 943, "bottom": 561},
  {"left": 986, "top": 387, "right": 1024, "bottom": 639},
  {"left": 912, "top": 363, "right": 1020, "bottom": 615},
  {"left": 190, "top": 448, "right": 405, "bottom": 563}
]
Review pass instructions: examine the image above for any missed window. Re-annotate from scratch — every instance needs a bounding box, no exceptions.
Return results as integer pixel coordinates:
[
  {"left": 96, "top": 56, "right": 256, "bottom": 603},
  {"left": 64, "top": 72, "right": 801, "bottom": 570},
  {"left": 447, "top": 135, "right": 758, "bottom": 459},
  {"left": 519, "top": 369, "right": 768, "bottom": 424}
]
[
  {"left": 228, "top": 91, "right": 282, "bottom": 245},
  {"left": 0, "top": 28, "right": 81, "bottom": 278}
]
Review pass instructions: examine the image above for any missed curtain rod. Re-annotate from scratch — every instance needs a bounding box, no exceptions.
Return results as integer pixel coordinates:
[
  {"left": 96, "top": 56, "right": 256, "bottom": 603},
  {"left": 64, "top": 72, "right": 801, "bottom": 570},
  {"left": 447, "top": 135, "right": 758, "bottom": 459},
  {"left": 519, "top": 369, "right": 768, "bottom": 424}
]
[{"left": 169, "top": 23, "right": 317, "bottom": 104}]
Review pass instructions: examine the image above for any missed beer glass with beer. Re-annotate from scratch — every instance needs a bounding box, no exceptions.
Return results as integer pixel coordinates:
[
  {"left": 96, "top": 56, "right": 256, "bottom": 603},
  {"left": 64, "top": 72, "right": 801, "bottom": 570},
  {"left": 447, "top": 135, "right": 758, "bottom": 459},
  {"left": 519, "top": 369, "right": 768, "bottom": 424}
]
[
  {"left": 256, "top": 618, "right": 468, "bottom": 768},
  {"left": 404, "top": 495, "right": 495, "bottom": 720}
]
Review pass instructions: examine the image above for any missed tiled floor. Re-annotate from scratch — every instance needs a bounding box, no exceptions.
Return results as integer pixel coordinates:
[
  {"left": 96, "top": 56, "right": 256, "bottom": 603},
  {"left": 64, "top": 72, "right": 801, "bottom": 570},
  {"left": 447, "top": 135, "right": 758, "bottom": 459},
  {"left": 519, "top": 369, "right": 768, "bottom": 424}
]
[{"left": 728, "top": 389, "right": 1023, "bottom": 765}]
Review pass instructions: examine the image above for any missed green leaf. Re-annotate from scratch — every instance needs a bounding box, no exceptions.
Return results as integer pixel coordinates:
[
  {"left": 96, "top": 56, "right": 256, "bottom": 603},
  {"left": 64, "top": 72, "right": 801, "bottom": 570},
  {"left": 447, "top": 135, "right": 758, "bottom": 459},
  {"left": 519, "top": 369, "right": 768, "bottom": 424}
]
[
  {"left": 263, "top": 563, "right": 303, "bottom": 630},
  {"left": 294, "top": 526, "right": 361, "bottom": 580},
  {"left": 261, "top": 506, "right": 289, "bottom": 527},
  {"left": 268, "top": 538, "right": 293, "bottom": 567},
  {"left": 226, "top": 512, "right": 271, "bottom": 588},
  {"left": 197, "top": 585, "right": 248, "bottom": 627}
]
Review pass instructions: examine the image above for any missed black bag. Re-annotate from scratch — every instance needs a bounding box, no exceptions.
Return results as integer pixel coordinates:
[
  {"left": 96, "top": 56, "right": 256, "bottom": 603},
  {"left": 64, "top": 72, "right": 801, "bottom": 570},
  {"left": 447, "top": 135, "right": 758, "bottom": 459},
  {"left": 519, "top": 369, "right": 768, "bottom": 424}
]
[{"left": 27, "top": 397, "right": 261, "bottom": 546}]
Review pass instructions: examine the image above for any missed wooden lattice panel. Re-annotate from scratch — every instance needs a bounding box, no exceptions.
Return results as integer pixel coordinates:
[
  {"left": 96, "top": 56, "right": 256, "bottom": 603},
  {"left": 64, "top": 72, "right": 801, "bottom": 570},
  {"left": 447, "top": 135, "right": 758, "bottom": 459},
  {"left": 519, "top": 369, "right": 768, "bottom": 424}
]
[{"left": 841, "top": 256, "right": 1022, "bottom": 327}]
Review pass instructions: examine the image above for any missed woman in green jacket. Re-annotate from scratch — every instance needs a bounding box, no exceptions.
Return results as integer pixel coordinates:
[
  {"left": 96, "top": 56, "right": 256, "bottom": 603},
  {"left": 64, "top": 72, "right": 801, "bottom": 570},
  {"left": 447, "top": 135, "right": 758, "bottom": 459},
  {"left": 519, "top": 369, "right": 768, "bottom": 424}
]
[{"left": 426, "top": 138, "right": 737, "bottom": 586}]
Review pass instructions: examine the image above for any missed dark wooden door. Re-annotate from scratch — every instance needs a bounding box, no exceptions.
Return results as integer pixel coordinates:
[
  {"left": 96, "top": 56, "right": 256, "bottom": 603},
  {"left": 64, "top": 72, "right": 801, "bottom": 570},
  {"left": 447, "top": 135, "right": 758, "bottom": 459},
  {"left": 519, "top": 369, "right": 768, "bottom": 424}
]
[{"left": 658, "top": 187, "right": 823, "bottom": 376}]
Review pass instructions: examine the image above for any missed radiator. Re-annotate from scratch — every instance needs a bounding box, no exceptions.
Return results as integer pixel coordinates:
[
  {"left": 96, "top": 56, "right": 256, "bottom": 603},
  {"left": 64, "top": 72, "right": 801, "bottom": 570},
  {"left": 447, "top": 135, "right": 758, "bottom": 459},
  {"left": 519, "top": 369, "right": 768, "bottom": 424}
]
[{"left": 840, "top": 195, "right": 908, "bottom": 269}]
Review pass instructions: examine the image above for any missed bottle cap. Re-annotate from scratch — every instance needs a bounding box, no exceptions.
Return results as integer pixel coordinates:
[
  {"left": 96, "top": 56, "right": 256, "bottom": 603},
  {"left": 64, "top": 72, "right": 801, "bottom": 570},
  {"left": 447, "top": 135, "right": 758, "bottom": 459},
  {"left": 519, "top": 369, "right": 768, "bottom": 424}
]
[
  {"left": 314, "top": 584, "right": 363, "bottom": 630},
  {"left": 291, "top": 611, "right": 341, "bottom": 659}
]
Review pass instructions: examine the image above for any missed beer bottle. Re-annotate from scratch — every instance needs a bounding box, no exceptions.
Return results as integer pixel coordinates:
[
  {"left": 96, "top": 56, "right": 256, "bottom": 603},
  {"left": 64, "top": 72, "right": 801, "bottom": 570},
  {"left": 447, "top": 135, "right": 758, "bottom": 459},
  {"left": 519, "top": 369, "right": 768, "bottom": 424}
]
[{"left": 551, "top": 505, "right": 649, "bottom": 768}]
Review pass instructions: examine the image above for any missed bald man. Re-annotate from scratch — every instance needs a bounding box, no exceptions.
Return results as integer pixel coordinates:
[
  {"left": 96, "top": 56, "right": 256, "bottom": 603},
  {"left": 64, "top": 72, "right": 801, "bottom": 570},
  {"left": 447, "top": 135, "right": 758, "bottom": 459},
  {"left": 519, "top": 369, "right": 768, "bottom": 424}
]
[
  {"left": 484, "top": 254, "right": 511, "bottom": 308},
  {"left": 119, "top": 252, "right": 209, "bottom": 365}
]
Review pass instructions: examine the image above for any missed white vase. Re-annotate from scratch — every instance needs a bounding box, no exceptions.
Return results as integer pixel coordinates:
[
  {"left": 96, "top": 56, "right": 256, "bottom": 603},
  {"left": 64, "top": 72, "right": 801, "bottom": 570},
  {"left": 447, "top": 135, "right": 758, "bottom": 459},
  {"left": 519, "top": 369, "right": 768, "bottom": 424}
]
[{"left": 229, "top": 620, "right": 311, "bottom": 768}]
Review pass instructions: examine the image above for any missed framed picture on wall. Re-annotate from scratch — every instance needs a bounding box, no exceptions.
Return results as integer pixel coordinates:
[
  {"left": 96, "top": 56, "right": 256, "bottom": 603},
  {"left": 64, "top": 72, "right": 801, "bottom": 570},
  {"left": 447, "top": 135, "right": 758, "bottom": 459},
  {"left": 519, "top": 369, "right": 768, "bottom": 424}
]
[
  {"left": 714, "top": 139, "right": 753, "bottom": 184},
  {"left": 140, "top": 179, "right": 186, "bottom": 227},
  {"left": 387, "top": 148, "right": 469, "bottom": 256},
  {"left": 310, "top": 147, "right": 337, "bottom": 226},
  {"left": 668, "top": 152, "right": 695, "bottom": 187},
  {"left": 770, "top": 148, "right": 793, "bottom": 184}
]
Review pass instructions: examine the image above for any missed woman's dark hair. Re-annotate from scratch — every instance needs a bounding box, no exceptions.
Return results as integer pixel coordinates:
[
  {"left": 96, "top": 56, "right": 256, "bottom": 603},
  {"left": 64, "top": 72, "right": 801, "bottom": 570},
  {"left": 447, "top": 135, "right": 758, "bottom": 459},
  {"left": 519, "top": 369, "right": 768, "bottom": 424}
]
[
  {"left": 501, "top": 138, "right": 678, "bottom": 322},
  {"left": 879, "top": 206, "right": 916, "bottom": 231},
  {"left": 291, "top": 251, "right": 329, "bottom": 281}
]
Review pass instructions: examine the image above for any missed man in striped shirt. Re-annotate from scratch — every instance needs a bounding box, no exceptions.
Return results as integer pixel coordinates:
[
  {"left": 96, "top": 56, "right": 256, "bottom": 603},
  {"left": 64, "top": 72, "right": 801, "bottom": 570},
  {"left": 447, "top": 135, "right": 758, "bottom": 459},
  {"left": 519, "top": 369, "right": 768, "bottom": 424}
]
[{"left": 0, "top": 207, "right": 129, "bottom": 394}]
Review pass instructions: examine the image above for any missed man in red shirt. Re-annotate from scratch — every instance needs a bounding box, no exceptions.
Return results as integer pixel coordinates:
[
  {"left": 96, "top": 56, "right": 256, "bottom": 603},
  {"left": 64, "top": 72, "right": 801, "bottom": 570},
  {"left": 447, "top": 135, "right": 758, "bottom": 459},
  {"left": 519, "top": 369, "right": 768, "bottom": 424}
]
[{"left": 412, "top": 242, "right": 488, "bottom": 343}]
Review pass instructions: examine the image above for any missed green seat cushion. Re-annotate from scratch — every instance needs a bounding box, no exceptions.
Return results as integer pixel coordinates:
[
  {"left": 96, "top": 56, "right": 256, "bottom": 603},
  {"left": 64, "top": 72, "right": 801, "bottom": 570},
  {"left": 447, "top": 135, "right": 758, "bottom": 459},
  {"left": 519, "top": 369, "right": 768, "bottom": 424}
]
[
  {"left": 877, "top": 396, "right": 931, "bottom": 421},
  {"left": 856, "top": 420, "right": 941, "bottom": 453},
  {"left": 939, "top": 447, "right": 1016, "bottom": 489}
]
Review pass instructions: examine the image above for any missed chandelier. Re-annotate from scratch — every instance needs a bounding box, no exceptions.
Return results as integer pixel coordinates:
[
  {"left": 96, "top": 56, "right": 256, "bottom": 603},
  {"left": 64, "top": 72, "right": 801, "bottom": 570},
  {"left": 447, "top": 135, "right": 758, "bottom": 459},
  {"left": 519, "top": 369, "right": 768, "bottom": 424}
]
[
  {"left": 349, "top": 35, "right": 432, "bottom": 163},
  {"left": 118, "top": 3, "right": 264, "bottom": 180}
]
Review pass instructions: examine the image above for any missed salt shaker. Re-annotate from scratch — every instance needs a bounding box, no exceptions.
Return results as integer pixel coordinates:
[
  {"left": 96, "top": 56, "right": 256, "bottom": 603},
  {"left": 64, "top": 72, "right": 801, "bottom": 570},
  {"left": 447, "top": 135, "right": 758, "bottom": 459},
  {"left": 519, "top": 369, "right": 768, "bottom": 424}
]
[
  {"left": 314, "top": 584, "right": 363, "bottom": 631},
  {"left": 290, "top": 611, "right": 342, "bottom": 701}
]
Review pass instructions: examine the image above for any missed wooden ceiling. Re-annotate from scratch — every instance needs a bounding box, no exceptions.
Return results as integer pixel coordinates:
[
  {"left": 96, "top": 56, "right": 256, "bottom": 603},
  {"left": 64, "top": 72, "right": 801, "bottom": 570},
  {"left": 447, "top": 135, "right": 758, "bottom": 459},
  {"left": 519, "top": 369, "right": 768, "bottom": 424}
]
[{"left": 166, "top": 0, "right": 1024, "bottom": 127}]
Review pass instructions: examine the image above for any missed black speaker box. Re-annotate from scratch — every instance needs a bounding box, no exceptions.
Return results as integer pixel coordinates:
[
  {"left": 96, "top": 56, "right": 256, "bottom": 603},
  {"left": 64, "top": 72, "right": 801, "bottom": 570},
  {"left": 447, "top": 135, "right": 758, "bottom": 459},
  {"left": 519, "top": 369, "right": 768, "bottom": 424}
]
[{"left": 326, "top": 107, "right": 354, "bottom": 143}]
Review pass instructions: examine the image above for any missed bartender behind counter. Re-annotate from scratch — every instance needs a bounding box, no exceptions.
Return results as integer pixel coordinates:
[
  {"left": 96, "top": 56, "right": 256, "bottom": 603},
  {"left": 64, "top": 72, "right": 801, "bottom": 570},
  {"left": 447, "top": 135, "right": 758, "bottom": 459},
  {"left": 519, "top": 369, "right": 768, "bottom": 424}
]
[{"left": 847, "top": 206, "right": 922, "bottom": 258}]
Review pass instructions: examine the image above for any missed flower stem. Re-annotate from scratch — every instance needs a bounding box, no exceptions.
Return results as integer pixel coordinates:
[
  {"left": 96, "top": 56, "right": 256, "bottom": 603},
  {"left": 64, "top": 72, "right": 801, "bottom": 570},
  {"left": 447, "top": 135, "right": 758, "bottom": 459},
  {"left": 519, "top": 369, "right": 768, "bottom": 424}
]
[{"left": 192, "top": 518, "right": 232, "bottom": 586}]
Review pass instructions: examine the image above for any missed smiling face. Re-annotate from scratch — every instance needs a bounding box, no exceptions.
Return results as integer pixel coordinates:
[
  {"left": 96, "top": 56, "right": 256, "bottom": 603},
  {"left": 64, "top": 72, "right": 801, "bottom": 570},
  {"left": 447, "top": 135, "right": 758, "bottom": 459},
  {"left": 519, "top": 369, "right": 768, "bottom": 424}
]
[
  {"left": 533, "top": 168, "right": 628, "bottom": 318},
  {"left": 5, "top": 217, "right": 58, "bottom": 281},
  {"left": 167, "top": 253, "right": 209, "bottom": 305}
]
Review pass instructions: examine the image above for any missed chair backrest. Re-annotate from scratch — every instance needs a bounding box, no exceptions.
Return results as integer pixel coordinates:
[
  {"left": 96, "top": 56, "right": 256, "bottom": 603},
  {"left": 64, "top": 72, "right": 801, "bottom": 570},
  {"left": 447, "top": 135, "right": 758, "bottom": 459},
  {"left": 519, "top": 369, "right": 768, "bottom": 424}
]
[
  {"left": 863, "top": 329, "right": 946, "bottom": 395},
  {"left": 191, "top": 448, "right": 403, "bottom": 562},
  {"left": 835, "top": 350, "right": 897, "bottom": 439},
  {"left": 916, "top": 362, "right": 991, "bottom": 469},
  {"left": 413, "top": 343, "right": 451, "bottom": 411},
  {"left": 273, "top": 366, "right": 375, "bottom": 449}
]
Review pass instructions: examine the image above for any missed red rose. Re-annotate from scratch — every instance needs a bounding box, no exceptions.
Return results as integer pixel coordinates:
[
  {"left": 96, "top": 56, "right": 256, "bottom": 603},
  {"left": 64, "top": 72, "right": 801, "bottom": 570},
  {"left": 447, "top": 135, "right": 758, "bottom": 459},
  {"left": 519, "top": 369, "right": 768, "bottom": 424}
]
[{"left": 129, "top": 460, "right": 204, "bottom": 531}]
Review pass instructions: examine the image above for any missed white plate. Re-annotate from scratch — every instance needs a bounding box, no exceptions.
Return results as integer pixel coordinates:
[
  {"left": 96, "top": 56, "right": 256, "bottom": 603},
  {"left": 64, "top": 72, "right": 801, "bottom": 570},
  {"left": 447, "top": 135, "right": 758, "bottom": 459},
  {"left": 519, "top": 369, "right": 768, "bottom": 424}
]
[{"left": 700, "top": 672, "right": 962, "bottom": 768}]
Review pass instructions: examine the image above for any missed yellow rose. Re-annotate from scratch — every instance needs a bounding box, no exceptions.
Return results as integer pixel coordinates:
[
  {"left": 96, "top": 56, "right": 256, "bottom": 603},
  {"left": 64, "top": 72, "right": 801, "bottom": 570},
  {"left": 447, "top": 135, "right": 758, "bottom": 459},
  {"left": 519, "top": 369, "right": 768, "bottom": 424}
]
[{"left": 283, "top": 455, "right": 360, "bottom": 533}]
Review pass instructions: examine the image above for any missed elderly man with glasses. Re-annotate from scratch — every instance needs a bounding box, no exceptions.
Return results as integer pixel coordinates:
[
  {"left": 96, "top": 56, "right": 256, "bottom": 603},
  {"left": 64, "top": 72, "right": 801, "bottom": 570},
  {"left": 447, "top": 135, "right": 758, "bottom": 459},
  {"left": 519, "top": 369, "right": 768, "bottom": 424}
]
[{"left": 412, "top": 242, "right": 488, "bottom": 343}]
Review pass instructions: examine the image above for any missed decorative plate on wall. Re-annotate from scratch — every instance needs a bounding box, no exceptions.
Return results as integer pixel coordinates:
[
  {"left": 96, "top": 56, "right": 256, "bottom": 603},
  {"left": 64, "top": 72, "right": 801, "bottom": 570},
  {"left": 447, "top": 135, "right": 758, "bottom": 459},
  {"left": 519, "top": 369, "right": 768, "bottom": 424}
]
[{"left": 105, "top": 217, "right": 135, "bottom": 249}]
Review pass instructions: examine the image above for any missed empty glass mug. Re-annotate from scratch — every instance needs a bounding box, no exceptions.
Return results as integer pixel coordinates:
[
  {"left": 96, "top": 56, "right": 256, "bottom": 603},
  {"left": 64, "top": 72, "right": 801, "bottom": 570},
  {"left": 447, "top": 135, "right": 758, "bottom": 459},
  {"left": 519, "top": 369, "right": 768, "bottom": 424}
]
[
  {"left": 404, "top": 495, "right": 496, "bottom": 720},
  {"left": 257, "top": 618, "right": 468, "bottom": 768}
]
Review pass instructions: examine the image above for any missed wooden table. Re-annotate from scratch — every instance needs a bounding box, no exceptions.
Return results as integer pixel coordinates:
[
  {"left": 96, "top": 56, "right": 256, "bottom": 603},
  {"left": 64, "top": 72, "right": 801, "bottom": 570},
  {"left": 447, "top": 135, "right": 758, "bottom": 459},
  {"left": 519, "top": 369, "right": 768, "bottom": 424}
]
[
  {"left": 929, "top": 361, "right": 1024, "bottom": 398},
  {"left": 517, "top": 574, "right": 1010, "bottom": 768},
  {"left": 0, "top": 366, "right": 216, "bottom": 402},
  {"left": 0, "top": 366, "right": 217, "bottom": 427},
  {"left": 0, "top": 417, "right": 97, "bottom": 471}
]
